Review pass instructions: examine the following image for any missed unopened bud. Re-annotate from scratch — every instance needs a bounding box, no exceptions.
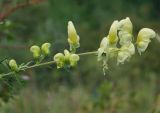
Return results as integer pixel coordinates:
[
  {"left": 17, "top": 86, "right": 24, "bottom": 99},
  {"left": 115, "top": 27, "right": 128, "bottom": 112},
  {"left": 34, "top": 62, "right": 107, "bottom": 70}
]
[
  {"left": 68, "top": 21, "right": 80, "bottom": 52},
  {"left": 30, "top": 45, "right": 41, "bottom": 59},
  {"left": 41, "top": 43, "right": 51, "bottom": 56},
  {"left": 9, "top": 59, "right": 19, "bottom": 72}
]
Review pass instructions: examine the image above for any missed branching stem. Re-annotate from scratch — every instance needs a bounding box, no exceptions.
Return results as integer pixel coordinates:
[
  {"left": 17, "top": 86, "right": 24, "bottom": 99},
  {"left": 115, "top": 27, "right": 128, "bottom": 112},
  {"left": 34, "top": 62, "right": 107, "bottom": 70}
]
[{"left": 0, "top": 51, "right": 98, "bottom": 78}]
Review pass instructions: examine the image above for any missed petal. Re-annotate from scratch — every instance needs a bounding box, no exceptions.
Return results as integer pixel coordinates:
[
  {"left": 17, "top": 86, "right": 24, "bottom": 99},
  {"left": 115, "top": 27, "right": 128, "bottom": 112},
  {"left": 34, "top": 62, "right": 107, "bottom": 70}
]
[
  {"left": 118, "top": 17, "right": 133, "bottom": 34},
  {"left": 117, "top": 51, "right": 130, "bottom": 65},
  {"left": 54, "top": 53, "right": 64, "bottom": 62},
  {"left": 68, "top": 21, "right": 79, "bottom": 44},
  {"left": 70, "top": 54, "right": 80, "bottom": 61},
  {"left": 99, "top": 37, "right": 109, "bottom": 49},
  {"left": 108, "top": 20, "right": 119, "bottom": 45},
  {"left": 118, "top": 31, "right": 132, "bottom": 45}
]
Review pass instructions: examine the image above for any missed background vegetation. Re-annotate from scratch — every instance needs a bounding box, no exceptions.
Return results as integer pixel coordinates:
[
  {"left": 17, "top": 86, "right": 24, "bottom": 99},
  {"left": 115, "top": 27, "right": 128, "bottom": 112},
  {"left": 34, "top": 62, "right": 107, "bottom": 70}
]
[{"left": 0, "top": 0, "right": 160, "bottom": 113}]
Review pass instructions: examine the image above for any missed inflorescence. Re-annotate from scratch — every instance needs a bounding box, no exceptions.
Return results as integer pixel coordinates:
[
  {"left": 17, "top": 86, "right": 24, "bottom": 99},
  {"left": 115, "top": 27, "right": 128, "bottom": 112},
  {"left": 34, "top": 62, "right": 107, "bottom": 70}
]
[{"left": 0, "top": 17, "right": 159, "bottom": 77}]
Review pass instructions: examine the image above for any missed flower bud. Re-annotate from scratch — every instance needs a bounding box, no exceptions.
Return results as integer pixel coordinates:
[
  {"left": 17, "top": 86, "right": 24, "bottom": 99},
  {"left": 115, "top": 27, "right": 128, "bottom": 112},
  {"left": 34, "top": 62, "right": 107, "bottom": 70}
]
[
  {"left": 41, "top": 43, "right": 51, "bottom": 56},
  {"left": 9, "top": 59, "right": 19, "bottom": 72},
  {"left": 69, "top": 54, "right": 80, "bottom": 67},
  {"left": 54, "top": 53, "right": 65, "bottom": 68},
  {"left": 68, "top": 21, "right": 80, "bottom": 52},
  {"left": 108, "top": 20, "right": 119, "bottom": 45},
  {"left": 118, "top": 17, "right": 133, "bottom": 34},
  {"left": 136, "top": 28, "right": 156, "bottom": 54},
  {"left": 30, "top": 45, "right": 41, "bottom": 59}
]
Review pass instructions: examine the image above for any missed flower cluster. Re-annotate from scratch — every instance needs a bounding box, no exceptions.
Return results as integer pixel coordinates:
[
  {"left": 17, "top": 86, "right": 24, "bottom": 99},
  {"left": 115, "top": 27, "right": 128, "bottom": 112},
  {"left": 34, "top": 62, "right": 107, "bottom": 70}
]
[
  {"left": 98, "top": 17, "right": 156, "bottom": 73},
  {"left": 54, "top": 21, "right": 80, "bottom": 69},
  {"left": 30, "top": 43, "right": 51, "bottom": 61},
  {"left": 54, "top": 49, "right": 79, "bottom": 68}
]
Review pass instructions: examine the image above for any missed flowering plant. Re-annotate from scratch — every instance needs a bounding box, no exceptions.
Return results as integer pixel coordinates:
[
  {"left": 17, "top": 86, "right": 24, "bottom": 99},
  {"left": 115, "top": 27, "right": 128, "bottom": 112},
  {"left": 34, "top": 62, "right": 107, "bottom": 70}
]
[{"left": 0, "top": 17, "right": 159, "bottom": 78}]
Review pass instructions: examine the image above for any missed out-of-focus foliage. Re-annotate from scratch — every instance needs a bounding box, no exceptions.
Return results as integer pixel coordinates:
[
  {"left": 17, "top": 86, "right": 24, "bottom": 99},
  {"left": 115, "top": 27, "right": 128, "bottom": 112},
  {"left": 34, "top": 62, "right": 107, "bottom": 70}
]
[{"left": 0, "top": 0, "right": 160, "bottom": 112}]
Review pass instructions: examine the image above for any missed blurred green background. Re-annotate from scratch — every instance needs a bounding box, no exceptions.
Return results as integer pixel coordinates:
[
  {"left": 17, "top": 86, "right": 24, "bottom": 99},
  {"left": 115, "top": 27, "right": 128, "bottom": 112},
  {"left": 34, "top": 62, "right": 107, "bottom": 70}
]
[{"left": 0, "top": 0, "right": 160, "bottom": 113}]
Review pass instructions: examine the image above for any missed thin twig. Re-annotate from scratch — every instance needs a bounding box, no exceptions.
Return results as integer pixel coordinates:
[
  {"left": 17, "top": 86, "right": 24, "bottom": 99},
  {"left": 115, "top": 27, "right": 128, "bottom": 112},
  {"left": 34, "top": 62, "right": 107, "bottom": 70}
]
[{"left": 0, "top": 0, "right": 45, "bottom": 21}]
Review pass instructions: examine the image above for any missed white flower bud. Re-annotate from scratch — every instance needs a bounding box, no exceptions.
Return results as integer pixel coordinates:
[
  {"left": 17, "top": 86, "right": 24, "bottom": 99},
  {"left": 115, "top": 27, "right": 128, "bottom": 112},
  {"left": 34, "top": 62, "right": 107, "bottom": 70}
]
[
  {"left": 137, "top": 28, "right": 156, "bottom": 54},
  {"left": 68, "top": 21, "right": 80, "bottom": 52},
  {"left": 30, "top": 45, "right": 41, "bottom": 59},
  {"left": 9, "top": 59, "right": 19, "bottom": 72},
  {"left": 41, "top": 43, "right": 51, "bottom": 56}
]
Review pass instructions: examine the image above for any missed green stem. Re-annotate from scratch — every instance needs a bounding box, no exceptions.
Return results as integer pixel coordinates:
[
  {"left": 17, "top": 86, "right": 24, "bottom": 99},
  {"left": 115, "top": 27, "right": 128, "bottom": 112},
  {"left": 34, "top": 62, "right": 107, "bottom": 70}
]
[
  {"left": 78, "top": 51, "right": 97, "bottom": 56},
  {"left": 0, "top": 72, "right": 15, "bottom": 78},
  {"left": 0, "top": 51, "right": 98, "bottom": 78},
  {"left": 24, "top": 60, "right": 56, "bottom": 70}
]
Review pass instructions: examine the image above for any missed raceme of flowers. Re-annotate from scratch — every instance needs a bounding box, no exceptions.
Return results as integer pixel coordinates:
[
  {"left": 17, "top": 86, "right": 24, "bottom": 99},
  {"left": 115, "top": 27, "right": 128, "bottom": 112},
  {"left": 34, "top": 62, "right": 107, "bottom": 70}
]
[
  {"left": 4, "top": 17, "right": 158, "bottom": 75},
  {"left": 97, "top": 17, "right": 157, "bottom": 73}
]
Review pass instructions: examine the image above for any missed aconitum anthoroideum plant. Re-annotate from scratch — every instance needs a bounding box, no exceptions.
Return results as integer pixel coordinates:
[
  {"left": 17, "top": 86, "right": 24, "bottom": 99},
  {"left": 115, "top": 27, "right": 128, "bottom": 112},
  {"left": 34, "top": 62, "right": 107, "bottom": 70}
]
[{"left": 0, "top": 17, "right": 159, "bottom": 78}]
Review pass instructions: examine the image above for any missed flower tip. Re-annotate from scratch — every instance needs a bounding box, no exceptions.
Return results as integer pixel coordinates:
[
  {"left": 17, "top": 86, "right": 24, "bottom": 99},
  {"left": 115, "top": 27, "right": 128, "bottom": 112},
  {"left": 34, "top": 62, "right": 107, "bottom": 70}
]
[
  {"left": 68, "top": 21, "right": 73, "bottom": 25},
  {"left": 30, "top": 45, "right": 40, "bottom": 52},
  {"left": 68, "top": 21, "right": 75, "bottom": 30}
]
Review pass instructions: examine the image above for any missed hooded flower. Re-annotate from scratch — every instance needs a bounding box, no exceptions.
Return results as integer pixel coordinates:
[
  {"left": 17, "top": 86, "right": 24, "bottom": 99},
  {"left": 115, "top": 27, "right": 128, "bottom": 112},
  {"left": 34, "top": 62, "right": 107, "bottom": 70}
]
[
  {"left": 117, "top": 17, "right": 135, "bottom": 64},
  {"left": 118, "top": 17, "right": 133, "bottom": 45},
  {"left": 136, "top": 28, "right": 156, "bottom": 54}
]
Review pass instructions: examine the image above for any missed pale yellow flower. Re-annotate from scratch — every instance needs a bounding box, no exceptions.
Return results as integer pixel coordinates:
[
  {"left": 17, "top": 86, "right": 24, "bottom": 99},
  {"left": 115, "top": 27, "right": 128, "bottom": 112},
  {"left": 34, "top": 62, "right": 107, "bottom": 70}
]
[
  {"left": 68, "top": 21, "right": 80, "bottom": 51},
  {"left": 136, "top": 28, "right": 156, "bottom": 54}
]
